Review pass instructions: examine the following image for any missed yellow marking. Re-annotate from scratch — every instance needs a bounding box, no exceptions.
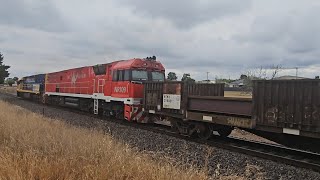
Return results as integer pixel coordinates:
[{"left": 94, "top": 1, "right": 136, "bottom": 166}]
[
  {"left": 45, "top": 74, "right": 48, "bottom": 92},
  {"left": 16, "top": 89, "right": 40, "bottom": 94}
]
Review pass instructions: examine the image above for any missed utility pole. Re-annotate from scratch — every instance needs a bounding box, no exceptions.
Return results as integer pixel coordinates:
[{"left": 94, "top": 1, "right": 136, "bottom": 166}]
[
  {"left": 295, "top": 67, "right": 298, "bottom": 79},
  {"left": 206, "top": 72, "right": 209, "bottom": 83}
]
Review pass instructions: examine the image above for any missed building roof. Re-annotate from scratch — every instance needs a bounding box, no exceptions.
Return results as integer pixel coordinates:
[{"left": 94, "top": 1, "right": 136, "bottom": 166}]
[
  {"left": 198, "top": 79, "right": 216, "bottom": 83},
  {"left": 274, "top": 75, "right": 309, "bottom": 80},
  {"left": 230, "top": 79, "right": 245, "bottom": 85}
]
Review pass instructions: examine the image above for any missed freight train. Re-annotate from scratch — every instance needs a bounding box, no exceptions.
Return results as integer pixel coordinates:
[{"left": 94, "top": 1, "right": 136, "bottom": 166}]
[{"left": 16, "top": 57, "right": 320, "bottom": 152}]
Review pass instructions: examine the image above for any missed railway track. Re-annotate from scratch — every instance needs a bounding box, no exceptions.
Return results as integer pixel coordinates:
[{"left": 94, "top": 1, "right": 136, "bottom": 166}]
[
  {"left": 137, "top": 123, "right": 320, "bottom": 172},
  {"left": 2, "top": 92, "right": 320, "bottom": 172}
]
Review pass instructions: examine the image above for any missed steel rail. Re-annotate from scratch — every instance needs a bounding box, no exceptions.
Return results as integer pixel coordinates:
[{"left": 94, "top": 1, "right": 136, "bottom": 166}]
[{"left": 2, "top": 92, "right": 320, "bottom": 172}]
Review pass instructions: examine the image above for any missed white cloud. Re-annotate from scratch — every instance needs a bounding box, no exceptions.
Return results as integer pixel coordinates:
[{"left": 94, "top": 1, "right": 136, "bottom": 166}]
[{"left": 1, "top": 0, "right": 320, "bottom": 80}]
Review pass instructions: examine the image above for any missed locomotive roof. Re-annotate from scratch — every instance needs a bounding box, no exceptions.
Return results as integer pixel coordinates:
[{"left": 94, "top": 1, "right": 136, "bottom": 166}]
[
  {"left": 20, "top": 74, "right": 45, "bottom": 79},
  {"left": 45, "top": 58, "right": 136, "bottom": 74},
  {"left": 46, "top": 58, "right": 164, "bottom": 74}
]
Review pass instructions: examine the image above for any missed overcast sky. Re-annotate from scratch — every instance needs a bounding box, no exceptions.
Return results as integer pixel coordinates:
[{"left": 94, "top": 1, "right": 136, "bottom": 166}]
[{"left": 1, "top": 0, "right": 320, "bottom": 80}]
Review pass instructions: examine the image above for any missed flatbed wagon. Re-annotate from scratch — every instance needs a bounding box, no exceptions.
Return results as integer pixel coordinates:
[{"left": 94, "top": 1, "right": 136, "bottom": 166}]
[{"left": 143, "top": 80, "right": 320, "bottom": 151}]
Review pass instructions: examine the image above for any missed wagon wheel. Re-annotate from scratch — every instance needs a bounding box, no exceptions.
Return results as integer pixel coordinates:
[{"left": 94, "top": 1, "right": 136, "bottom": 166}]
[
  {"left": 197, "top": 124, "right": 213, "bottom": 140},
  {"left": 170, "top": 119, "right": 179, "bottom": 132},
  {"left": 217, "top": 127, "right": 233, "bottom": 137}
]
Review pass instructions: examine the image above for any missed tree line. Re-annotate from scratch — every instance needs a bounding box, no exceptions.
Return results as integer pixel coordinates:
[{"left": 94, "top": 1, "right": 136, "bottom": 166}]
[
  {"left": 0, "top": 52, "right": 18, "bottom": 86},
  {"left": 167, "top": 72, "right": 195, "bottom": 83},
  {"left": 0, "top": 52, "right": 10, "bottom": 84}
]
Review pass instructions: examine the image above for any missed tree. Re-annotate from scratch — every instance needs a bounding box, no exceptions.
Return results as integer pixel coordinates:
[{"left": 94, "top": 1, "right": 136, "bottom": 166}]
[
  {"left": 181, "top": 73, "right": 195, "bottom": 83},
  {"left": 167, "top": 72, "right": 177, "bottom": 81},
  {"left": 5, "top": 78, "right": 15, "bottom": 87},
  {"left": 0, "top": 53, "right": 10, "bottom": 84},
  {"left": 316, "top": 76, "right": 319, "bottom": 79},
  {"left": 13, "top": 77, "right": 19, "bottom": 82},
  {"left": 215, "top": 77, "right": 234, "bottom": 84},
  {"left": 241, "top": 65, "right": 282, "bottom": 94},
  {"left": 240, "top": 74, "right": 248, "bottom": 80},
  {"left": 270, "top": 65, "right": 282, "bottom": 79},
  {"left": 241, "top": 66, "right": 267, "bottom": 94}
]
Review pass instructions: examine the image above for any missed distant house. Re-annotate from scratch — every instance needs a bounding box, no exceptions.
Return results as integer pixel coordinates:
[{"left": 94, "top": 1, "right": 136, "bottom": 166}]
[
  {"left": 274, "top": 75, "right": 309, "bottom": 80},
  {"left": 229, "top": 79, "right": 245, "bottom": 87},
  {"left": 198, "top": 79, "right": 216, "bottom": 84},
  {"left": 224, "top": 82, "right": 231, "bottom": 87}
]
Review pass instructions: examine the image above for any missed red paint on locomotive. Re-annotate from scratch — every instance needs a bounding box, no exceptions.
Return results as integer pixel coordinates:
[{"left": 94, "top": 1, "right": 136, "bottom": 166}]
[{"left": 45, "top": 57, "right": 165, "bottom": 121}]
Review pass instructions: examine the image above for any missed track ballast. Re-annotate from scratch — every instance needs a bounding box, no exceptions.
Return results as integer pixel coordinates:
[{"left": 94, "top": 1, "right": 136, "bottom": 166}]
[{"left": 3, "top": 92, "right": 320, "bottom": 173}]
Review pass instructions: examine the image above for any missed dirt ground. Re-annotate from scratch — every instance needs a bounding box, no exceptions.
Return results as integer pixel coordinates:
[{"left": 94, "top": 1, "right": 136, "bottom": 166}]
[
  {"left": 0, "top": 86, "right": 16, "bottom": 95},
  {"left": 230, "top": 128, "right": 278, "bottom": 145},
  {"left": 224, "top": 91, "right": 252, "bottom": 98}
]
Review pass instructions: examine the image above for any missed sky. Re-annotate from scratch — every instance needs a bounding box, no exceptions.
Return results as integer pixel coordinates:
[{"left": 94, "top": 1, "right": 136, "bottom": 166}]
[{"left": 1, "top": 0, "right": 320, "bottom": 80}]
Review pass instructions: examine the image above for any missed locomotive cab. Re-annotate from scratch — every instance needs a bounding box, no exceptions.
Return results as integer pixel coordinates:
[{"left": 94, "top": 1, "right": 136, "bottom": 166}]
[
  {"left": 16, "top": 74, "right": 46, "bottom": 100},
  {"left": 105, "top": 57, "right": 165, "bottom": 121},
  {"left": 111, "top": 56, "right": 165, "bottom": 82}
]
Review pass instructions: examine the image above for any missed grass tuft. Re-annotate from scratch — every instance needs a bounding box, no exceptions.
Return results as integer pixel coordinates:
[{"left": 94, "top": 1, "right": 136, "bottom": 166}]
[{"left": 0, "top": 100, "right": 207, "bottom": 180}]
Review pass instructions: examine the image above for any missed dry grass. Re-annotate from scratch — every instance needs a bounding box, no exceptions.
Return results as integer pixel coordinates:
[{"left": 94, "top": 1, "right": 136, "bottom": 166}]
[
  {"left": 0, "top": 86, "right": 16, "bottom": 95},
  {"left": 0, "top": 101, "right": 208, "bottom": 180},
  {"left": 224, "top": 91, "right": 252, "bottom": 98}
]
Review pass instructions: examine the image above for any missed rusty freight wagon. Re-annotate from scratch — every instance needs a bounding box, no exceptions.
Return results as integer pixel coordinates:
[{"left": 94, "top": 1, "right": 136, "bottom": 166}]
[
  {"left": 143, "top": 81, "right": 252, "bottom": 139},
  {"left": 143, "top": 80, "right": 320, "bottom": 151},
  {"left": 251, "top": 80, "right": 320, "bottom": 150}
]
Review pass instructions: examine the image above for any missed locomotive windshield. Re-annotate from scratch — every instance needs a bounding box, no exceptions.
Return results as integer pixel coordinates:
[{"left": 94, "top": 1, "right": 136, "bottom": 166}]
[
  {"left": 132, "top": 70, "right": 148, "bottom": 81},
  {"left": 113, "top": 70, "right": 164, "bottom": 81},
  {"left": 151, "top": 72, "right": 164, "bottom": 81}
]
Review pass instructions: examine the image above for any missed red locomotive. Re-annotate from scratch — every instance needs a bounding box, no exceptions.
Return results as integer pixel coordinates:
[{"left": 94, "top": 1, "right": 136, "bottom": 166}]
[{"left": 44, "top": 56, "right": 164, "bottom": 121}]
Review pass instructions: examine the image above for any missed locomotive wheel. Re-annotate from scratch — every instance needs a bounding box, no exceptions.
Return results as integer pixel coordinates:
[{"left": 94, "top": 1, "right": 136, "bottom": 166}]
[
  {"left": 217, "top": 127, "right": 233, "bottom": 137},
  {"left": 197, "top": 124, "right": 213, "bottom": 140}
]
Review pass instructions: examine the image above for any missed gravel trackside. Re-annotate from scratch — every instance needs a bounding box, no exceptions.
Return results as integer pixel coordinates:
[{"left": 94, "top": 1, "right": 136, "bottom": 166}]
[{"left": 1, "top": 93, "right": 320, "bottom": 180}]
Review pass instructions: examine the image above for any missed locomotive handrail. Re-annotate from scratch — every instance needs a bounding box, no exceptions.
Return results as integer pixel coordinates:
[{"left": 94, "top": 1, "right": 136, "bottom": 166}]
[
  {"left": 97, "top": 79, "right": 106, "bottom": 93},
  {"left": 93, "top": 79, "right": 96, "bottom": 93}
]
